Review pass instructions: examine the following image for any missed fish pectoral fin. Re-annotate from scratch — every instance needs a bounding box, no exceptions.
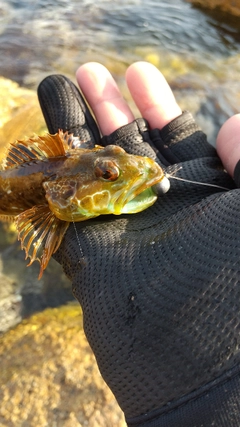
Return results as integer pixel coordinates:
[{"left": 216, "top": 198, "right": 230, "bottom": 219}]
[{"left": 16, "top": 205, "right": 69, "bottom": 279}]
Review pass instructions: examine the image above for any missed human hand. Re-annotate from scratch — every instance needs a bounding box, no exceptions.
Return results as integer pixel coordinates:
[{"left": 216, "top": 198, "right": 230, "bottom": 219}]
[{"left": 38, "top": 62, "right": 240, "bottom": 426}]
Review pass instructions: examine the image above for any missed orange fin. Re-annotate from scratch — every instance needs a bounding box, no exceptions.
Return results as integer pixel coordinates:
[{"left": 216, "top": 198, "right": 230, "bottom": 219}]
[
  {"left": 3, "top": 130, "right": 73, "bottom": 169},
  {"left": 62, "top": 132, "right": 88, "bottom": 149},
  {"left": 0, "top": 214, "right": 16, "bottom": 222},
  {"left": 16, "top": 205, "right": 69, "bottom": 279}
]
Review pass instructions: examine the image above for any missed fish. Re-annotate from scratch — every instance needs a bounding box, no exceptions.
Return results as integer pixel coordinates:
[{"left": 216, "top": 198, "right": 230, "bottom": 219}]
[{"left": 0, "top": 130, "right": 167, "bottom": 278}]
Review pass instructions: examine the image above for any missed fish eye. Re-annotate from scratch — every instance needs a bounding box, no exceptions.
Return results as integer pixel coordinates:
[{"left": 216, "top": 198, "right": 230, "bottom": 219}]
[{"left": 94, "top": 160, "right": 119, "bottom": 181}]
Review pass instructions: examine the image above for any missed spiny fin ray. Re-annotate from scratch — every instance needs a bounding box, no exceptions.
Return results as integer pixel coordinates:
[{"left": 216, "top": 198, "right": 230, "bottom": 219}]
[
  {"left": 16, "top": 205, "right": 69, "bottom": 279},
  {"left": 3, "top": 130, "right": 74, "bottom": 169}
]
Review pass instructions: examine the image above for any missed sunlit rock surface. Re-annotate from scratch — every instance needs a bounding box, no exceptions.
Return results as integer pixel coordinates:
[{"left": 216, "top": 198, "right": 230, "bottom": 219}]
[
  {"left": 0, "top": 77, "right": 46, "bottom": 162},
  {"left": 0, "top": 305, "right": 125, "bottom": 427}
]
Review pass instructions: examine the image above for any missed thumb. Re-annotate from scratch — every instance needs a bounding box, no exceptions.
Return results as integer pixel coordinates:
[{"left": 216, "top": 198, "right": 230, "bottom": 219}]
[{"left": 216, "top": 114, "right": 240, "bottom": 180}]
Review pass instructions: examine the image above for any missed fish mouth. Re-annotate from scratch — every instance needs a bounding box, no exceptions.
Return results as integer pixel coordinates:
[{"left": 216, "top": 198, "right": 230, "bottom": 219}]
[
  {"left": 110, "top": 158, "right": 170, "bottom": 216},
  {"left": 116, "top": 165, "right": 163, "bottom": 214},
  {"left": 113, "top": 158, "right": 168, "bottom": 215},
  {"left": 121, "top": 186, "right": 157, "bottom": 214},
  {"left": 115, "top": 157, "right": 170, "bottom": 215}
]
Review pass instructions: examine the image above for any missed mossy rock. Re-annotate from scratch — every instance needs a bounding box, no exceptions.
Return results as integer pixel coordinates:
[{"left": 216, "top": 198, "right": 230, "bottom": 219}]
[{"left": 0, "top": 304, "right": 125, "bottom": 426}]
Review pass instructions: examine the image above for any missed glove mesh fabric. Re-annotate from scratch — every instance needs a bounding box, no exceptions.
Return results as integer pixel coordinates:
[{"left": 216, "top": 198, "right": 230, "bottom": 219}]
[
  {"left": 38, "top": 74, "right": 100, "bottom": 145},
  {"left": 38, "top": 75, "right": 240, "bottom": 425}
]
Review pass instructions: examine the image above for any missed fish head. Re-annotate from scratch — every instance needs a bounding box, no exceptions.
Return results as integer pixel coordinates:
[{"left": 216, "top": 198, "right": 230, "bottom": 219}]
[{"left": 43, "top": 145, "right": 168, "bottom": 222}]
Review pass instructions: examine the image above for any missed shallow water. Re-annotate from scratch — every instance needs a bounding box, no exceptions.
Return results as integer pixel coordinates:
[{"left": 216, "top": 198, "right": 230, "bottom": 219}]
[
  {"left": 1, "top": 0, "right": 240, "bottom": 143},
  {"left": 0, "top": 0, "right": 239, "bottom": 80}
]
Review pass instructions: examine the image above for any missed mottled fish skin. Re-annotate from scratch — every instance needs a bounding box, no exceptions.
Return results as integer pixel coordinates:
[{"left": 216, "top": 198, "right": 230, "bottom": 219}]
[{"left": 0, "top": 130, "right": 166, "bottom": 278}]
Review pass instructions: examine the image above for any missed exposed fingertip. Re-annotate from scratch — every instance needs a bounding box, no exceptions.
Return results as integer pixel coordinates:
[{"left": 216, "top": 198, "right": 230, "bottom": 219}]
[
  {"left": 126, "top": 61, "right": 182, "bottom": 129},
  {"left": 126, "top": 61, "right": 151, "bottom": 76},
  {"left": 76, "top": 62, "right": 115, "bottom": 98},
  {"left": 76, "top": 62, "right": 134, "bottom": 135},
  {"left": 216, "top": 114, "right": 240, "bottom": 177},
  {"left": 76, "top": 61, "right": 107, "bottom": 78},
  {"left": 126, "top": 61, "right": 160, "bottom": 78}
]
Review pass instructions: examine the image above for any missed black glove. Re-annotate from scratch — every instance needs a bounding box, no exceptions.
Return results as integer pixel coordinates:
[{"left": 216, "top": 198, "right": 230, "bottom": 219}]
[{"left": 38, "top": 75, "right": 240, "bottom": 427}]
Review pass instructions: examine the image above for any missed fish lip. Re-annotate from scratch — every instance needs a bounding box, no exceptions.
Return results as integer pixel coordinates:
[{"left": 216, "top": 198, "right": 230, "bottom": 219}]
[{"left": 114, "top": 167, "right": 162, "bottom": 214}]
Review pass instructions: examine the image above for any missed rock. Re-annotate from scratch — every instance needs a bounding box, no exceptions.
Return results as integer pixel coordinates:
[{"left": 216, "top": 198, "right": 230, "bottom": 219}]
[
  {"left": 186, "top": 0, "right": 240, "bottom": 17},
  {"left": 0, "top": 222, "right": 74, "bottom": 334},
  {"left": 0, "top": 304, "right": 125, "bottom": 427},
  {"left": 0, "top": 76, "right": 46, "bottom": 163}
]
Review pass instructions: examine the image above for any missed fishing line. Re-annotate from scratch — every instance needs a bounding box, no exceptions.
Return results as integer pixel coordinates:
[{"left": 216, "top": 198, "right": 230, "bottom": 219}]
[
  {"left": 72, "top": 220, "right": 85, "bottom": 259},
  {"left": 165, "top": 167, "right": 230, "bottom": 191},
  {"left": 70, "top": 207, "right": 85, "bottom": 263}
]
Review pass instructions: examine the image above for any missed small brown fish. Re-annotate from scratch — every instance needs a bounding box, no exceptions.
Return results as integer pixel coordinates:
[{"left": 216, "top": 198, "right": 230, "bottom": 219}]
[{"left": 0, "top": 131, "right": 168, "bottom": 278}]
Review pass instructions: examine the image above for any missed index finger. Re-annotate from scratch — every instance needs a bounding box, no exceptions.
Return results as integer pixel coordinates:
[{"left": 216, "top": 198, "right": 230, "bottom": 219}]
[{"left": 76, "top": 62, "right": 134, "bottom": 135}]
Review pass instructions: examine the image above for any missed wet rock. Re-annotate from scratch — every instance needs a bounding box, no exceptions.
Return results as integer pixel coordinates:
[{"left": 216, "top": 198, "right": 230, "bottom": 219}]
[
  {"left": 186, "top": 0, "right": 240, "bottom": 17},
  {"left": 0, "top": 222, "right": 74, "bottom": 334},
  {"left": 0, "top": 304, "right": 125, "bottom": 427}
]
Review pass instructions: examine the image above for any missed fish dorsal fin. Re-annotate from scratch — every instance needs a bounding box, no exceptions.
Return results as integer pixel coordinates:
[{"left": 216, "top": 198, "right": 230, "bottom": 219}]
[
  {"left": 3, "top": 130, "right": 71, "bottom": 169},
  {"left": 16, "top": 205, "right": 69, "bottom": 279}
]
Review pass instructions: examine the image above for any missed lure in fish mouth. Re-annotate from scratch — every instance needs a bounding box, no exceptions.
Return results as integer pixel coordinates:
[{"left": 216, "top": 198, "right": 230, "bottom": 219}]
[{"left": 0, "top": 131, "right": 170, "bottom": 278}]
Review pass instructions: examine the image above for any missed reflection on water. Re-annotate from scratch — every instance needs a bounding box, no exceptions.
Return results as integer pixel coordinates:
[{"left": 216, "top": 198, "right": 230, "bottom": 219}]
[
  {"left": 1, "top": 0, "right": 240, "bottom": 87},
  {"left": 0, "top": 1, "right": 239, "bottom": 162},
  {"left": 0, "top": 1, "right": 239, "bottom": 170},
  {"left": 1, "top": 0, "right": 240, "bottom": 141}
]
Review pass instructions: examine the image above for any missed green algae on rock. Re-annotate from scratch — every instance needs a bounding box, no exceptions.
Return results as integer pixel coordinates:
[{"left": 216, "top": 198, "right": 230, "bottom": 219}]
[{"left": 0, "top": 304, "right": 125, "bottom": 427}]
